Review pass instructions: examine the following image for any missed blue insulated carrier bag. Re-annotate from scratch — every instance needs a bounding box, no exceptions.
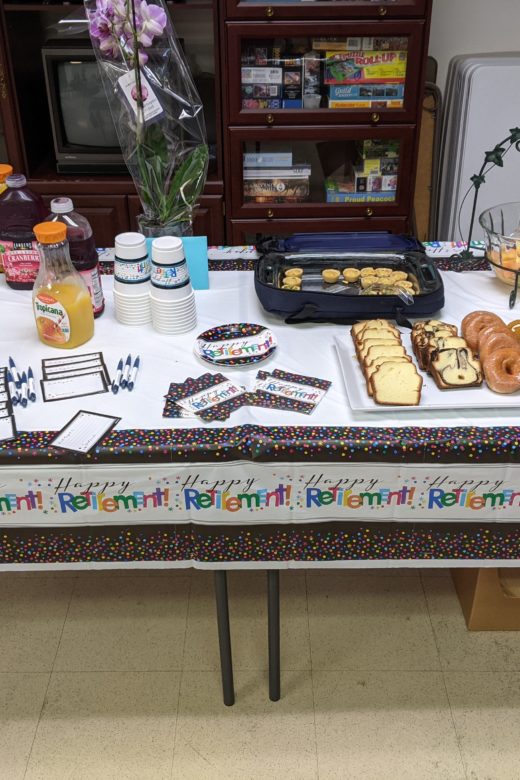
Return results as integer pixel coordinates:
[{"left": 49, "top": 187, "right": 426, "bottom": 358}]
[{"left": 254, "top": 233, "right": 444, "bottom": 326}]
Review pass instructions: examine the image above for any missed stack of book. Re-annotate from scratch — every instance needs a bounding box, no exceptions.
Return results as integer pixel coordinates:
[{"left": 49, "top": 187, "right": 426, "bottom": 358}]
[
  {"left": 243, "top": 153, "right": 311, "bottom": 203},
  {"left": 325, "top": 140, "right": 399, "bottom": 203},
  {"left": 316, "top": 36, "right": 407, "bottom": 110},
  {"left": 241, "top": 41, "right": 303, "bottom": 109},
  {"left": 240, "top": 36, "right": 408, "bottom": 111}
]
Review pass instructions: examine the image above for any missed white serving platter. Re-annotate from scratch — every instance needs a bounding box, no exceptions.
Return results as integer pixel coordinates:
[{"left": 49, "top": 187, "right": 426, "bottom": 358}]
[{"left": 334, "top": 331, "right": 520, "bottom": 413}]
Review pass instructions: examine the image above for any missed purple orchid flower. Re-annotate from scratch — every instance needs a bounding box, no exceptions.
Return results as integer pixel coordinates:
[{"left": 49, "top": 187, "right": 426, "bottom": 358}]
[
  {"left": 89, "top": 0, "right": 166, "bottom": 63},
  {"left": 136, "top": 1, "right": 167, "bottom": 48}
]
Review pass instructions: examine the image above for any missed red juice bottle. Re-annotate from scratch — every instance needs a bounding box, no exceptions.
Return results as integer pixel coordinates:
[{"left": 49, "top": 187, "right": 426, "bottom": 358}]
[
  {"left": 0, "top": 173, "right": 48, "bottom": 289},
  {"left": 45, "top": 197, "right": 105, "bottom": 317}
]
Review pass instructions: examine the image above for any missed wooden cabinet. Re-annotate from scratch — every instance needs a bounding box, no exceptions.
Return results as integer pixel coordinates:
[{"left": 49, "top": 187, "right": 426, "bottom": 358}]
[
  {"left": 225, "top": 0, "right": 426, "bottom": 21},
  {"left": 223, "top": 0, "right": 432, "bottom": 239},
  {"left": 0, "top": 0, "right": 225, "bottom": 243},
  {"left": 0, "top": 0, "right": 432, "bottom": 245},
  {"left": 40, "top": 195, "right": 130, "bottom": 248}
]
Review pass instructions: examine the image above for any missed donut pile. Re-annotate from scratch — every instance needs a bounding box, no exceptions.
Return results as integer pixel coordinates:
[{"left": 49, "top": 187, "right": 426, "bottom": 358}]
[{"left": 461, "top": 311, "right": 520, "bottom": 394}]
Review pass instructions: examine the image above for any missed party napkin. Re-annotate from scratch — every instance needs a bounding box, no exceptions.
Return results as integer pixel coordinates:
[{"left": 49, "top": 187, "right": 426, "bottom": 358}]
[
  {"left": 163, "top": 373, "right": 250, "bottom": 422},
  {"left": 249, "top": 368, "right": 331, "bottom": 414}
]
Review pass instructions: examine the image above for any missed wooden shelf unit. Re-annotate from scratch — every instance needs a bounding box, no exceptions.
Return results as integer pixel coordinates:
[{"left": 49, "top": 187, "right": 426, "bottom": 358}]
[{"left": 0, "top": 0, "right": 432, "bottom": 243}]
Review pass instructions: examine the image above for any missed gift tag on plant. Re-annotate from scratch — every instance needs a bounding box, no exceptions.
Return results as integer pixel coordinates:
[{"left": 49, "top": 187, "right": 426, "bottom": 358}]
[{"left": 117, "top": 71, "right": 164, "bottom": 124}]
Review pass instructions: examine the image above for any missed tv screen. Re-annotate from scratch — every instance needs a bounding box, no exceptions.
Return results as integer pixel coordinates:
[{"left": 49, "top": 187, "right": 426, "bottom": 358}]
[
  {"left": 42, "top": 40, "right": 217, "bottom": 175},
  {"left": 42, "top": 42, "right": 126, "bottom": 173},
  {"left": 57, "top": 60, "right": 120, "bottom": 148}
]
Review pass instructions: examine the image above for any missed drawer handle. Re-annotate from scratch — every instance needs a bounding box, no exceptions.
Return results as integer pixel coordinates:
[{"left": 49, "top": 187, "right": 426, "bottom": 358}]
[
  {"left": 378, "top": 6, "right": 387, "bottom": 16},
  {"left": 267, "top": 209, "right": 274, "bottom": 218},
  {"left": 266, "top": 113, "right": 274, "bottom": 125},
  {"left": 366, "top": 207, "right": 374, "bottom": 217},
  {"left": 266, "top": 6, "right": 274, "bottom": 17},
  {"left": 371, "top": 112, "right": 380, "bottom": 124}
]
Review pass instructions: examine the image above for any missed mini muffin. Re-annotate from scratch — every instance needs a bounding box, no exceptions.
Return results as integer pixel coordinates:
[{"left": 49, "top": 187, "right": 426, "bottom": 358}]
[
  {"left": 395, "top": 280, "right": 414, "bottom": 290},
  {"left": 374, "top": 267, "right": 392, "bottom": 277},
  {"left": 322, "top": 268, "right": 341, "bottom": 283},
  {"left": 342, "top": 268, "right": 361, "bottom": 283},
  {"left": 391, "top": 270, "right": 408, "bottom": 281},
  {"left": 360, "top": 275, "right": 378, "bottom": 289},
  {"left": 282, "top": 284, "right": 299, "bottom": 291},
  {"left": 285, "top": 268, "right": 303, "bottom": 278},
  {"left": 360, "top": 267, "right": 376, "bottom": 277},
  {"left": 282, "top": 276, "right": 301, "bottom": 289}
]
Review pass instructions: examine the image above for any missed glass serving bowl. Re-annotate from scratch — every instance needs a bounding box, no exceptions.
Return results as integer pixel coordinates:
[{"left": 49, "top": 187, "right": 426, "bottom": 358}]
[{"left": 479, "top": 201, "right": 520, "bottom": 287}]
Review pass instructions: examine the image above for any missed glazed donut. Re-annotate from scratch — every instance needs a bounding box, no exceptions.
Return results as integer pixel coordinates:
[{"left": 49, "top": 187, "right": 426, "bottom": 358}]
[
  {"left": 483, "top": 347, "right": 520, "bottom": 394},
  {"left": 479, "top": 330, "right": 520, "bottom": 362},
  {"left": 461, "top": 311, "right": 505, "bottom": 351},
  {"left": 479, "top": 323, "right": 511, "bottom": 347}
]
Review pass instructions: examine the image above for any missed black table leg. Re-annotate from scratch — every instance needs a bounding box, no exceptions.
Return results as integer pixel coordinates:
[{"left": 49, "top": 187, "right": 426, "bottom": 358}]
[
  {"left": 267, "top": 569, "right": 280, "bottom": 702},
  {"left": 214, "top": 570, "right": 235, "bottom": 706}
]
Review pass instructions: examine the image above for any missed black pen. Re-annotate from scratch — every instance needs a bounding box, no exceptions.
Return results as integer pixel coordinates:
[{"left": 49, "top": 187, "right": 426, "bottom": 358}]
[
  {"left": 8, "top": 357, "right": 21, "bottom": 389},
  {"left": 112, "top": 358, "right": 123, "bottom": 394},
  {"left": 120, "top": 354, "right": 132, "bottom": 389},
  {"left": 19, "top": 371, "right": 28, "bottom": 407},
  {"left": 127, "top": 356, "right": 140, "bottom": 391},
  {"left": 27, "top": 367, "right": 36, "bottom": 402}
]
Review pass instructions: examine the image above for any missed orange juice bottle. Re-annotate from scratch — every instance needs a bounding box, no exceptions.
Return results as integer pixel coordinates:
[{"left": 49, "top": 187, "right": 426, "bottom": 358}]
[
  {"left": 32, "top": 222, "right": 94, "bottom": 349},
  {"left": 0, "top": 164, "right": 13, "bottom": 195}
]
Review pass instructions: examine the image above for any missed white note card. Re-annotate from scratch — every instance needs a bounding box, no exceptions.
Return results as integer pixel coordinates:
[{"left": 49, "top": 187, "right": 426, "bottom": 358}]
[
  {"left": 51, "top": 411, "right": 120, "bottom": 454},
  {"left": 0, "top": 415, "right": 16, "bottom": 442},
  {"left": 41, "top": 371, "right": 107, "bottom": 402}
]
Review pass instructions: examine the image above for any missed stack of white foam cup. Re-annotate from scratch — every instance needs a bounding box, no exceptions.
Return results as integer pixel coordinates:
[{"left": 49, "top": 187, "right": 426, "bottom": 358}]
[
  {"left": 150, "top": 236, "right": 197, "bottom": 334},
  {"left": 113, "top": 232, "right": 152, "bottom": 325}
]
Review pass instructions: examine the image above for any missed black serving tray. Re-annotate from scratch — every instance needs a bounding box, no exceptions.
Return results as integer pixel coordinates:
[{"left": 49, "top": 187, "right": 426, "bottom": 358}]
[{"left": 254, "top": 249, "right": 444, "bottom": 325}]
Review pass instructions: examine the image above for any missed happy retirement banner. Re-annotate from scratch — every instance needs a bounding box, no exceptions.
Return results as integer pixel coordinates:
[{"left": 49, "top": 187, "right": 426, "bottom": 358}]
[{"left": 1, "top": 461, "right": 520, "bottom": 527}]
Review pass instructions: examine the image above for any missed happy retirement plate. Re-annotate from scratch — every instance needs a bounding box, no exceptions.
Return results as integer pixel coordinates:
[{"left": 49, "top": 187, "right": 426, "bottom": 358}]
[{"left": 195, "top": 323, "right": 277, "bottom": 367}]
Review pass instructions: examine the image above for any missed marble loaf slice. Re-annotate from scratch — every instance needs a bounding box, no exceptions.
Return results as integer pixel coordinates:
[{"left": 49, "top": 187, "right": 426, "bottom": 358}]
[{"left": 370, "top": 362, "right": 423, "bottom": 406}]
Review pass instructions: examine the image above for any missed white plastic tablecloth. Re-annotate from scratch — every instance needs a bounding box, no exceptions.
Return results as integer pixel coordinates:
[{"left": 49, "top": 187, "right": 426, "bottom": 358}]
[
  {"left": 3, "top": 265, "right": 520, "bottom": 568},
  {"left": 4, "top": 267, "right": 520, "bottom": 433}
]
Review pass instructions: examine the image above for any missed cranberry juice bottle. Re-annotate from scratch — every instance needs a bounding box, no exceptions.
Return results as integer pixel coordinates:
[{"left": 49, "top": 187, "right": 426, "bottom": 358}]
[
  {"left": 45, "top": 197, "right": 105, "bottom": 317},
  {"left": 0, "top": 174, "right": 48, "bottom": 289}
]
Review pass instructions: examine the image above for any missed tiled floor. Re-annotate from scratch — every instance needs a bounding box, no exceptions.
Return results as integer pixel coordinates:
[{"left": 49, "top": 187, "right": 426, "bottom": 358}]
[{"left": 3, "top": 568, "right": 520, "bottom": 779}]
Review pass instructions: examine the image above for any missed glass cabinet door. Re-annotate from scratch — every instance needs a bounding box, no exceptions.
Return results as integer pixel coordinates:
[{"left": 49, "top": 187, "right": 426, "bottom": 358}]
[
  {"left": 225, "top": 0, "right": 427, "bottom": 21},
  {"left": 227, "top": 21, "right": 425, "bottom": 124},
  {"left": 228, "top": 126, "right": 414, "bottom": 219}
]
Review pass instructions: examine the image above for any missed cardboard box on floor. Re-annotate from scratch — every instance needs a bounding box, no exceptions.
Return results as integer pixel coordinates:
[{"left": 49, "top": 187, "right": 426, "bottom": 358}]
[{"left": 452, "top": 568, "right": 520, "bottom": 630}]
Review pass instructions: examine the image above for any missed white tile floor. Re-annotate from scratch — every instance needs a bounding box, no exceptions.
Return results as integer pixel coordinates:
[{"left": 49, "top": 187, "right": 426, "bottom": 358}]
[{"left": 2, "top": 568, "right": 520, "bottom": 778}]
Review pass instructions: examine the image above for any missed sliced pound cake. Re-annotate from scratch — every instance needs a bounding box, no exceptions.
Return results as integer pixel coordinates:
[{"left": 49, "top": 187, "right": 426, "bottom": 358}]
[{"left": 370, "top": 362, "right": 423, "bottom": 406}]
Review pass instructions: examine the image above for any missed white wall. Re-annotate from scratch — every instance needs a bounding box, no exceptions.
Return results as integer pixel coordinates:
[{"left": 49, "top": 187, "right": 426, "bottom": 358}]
[{"left": 429, "top": 0, "right": 520, "bottom": 95}]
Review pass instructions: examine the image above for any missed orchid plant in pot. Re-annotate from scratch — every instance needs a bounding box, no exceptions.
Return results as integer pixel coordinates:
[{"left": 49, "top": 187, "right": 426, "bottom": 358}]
[{"left": 85, "top": 0, "right": 208, "bottom": 237}]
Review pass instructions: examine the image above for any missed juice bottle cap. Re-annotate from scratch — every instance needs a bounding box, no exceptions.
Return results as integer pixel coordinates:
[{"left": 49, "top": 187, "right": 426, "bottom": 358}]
[
  {"left": 6, "top": 173, "right": 26, "bottom": 188},
  {"left": 115, "top": 231, "right": 147, "bottom": 260},
  {"left": 34, "top": 222, "right": 67, "bottom": 244},
  {"left": 151, "top": 236, "right": 185, "bottom": 264},
  {"left": 0, "top": 164, "right": 13, "bottom": 181},
  {"left": 50, "top": 196, "right": 74, "bottom": 214}
]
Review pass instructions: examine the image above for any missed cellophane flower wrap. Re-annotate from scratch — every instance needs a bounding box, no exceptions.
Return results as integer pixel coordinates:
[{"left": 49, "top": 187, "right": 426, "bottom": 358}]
[{"left": 84, "top": 0, "right": 208, "bottom": 231}]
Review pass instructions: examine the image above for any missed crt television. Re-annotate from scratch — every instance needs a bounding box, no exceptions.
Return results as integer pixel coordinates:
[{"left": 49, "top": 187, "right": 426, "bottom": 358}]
[
  {"left": 41, "top": 39, "right": 217, "bottom": 176},
  {"left": 41, "top": 40, "right": 126, "bottom": 174}
]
